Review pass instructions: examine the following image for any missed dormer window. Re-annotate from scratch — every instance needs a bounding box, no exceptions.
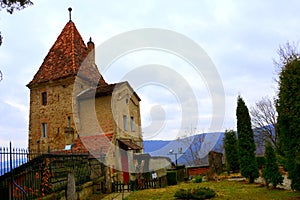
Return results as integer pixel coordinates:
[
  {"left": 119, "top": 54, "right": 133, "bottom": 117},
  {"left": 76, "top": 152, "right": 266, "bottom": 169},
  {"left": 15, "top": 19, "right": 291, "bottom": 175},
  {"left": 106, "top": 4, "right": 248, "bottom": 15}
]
[{"left": 42, "top": 92, "right": 47, "bottom": 105}]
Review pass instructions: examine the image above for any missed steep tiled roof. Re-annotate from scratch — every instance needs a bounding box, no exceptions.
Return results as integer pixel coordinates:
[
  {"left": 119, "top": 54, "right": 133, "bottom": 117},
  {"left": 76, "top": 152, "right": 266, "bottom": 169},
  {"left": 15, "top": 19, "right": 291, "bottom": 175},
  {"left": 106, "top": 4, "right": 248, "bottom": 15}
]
[
  {"left": 72, "top": 132, "right": 114, "bottom": 157},
  {"left": 27, "top": 20, "right": 106, "bottom": 87}
]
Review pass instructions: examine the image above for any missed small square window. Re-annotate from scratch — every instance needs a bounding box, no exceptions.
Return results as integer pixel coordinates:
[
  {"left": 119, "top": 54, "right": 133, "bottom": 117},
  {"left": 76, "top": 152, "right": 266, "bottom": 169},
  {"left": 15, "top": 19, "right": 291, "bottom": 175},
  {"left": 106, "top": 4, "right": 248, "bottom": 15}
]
[
  {"left": 42, "top": 92, "right": 47, "bottom": 105},
  {"left": 41, "top": 123, "right": 47, "bottom": 138}
]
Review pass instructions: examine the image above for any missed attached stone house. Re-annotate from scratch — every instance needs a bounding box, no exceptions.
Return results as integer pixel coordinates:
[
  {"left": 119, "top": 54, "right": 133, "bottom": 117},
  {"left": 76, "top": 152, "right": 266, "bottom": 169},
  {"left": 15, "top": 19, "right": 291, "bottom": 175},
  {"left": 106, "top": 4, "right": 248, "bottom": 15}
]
[
  {"left": 76, "top": 81, "right": 143, "bottom": 184},
  {"left": 26, "top": 17, "right": 143, "bottom": 184}
]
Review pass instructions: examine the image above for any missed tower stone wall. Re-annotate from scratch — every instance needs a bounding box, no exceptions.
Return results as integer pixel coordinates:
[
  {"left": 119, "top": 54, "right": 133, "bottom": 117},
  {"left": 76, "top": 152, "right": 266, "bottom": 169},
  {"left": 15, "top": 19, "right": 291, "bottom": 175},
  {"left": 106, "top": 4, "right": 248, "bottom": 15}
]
[{"left": 28, "top": 76, "right": 92, "bottom": 153}]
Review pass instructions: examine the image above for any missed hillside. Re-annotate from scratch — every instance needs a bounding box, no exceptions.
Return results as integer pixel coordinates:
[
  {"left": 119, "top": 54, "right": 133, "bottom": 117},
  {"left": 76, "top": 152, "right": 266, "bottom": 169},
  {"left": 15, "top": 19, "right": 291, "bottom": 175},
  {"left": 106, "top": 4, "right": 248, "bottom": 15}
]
[{"left": 143, "top": 130, "right": 265, "bottom": 167}]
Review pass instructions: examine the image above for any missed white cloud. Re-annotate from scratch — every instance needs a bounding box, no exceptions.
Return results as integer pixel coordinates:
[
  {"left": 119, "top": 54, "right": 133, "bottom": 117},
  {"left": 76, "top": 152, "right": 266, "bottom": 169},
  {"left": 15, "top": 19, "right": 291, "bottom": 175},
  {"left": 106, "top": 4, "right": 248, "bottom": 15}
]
[
  {"left": 1, "top": 0, "right": 300, "bottom": 146},
  {"left": 4, "top": 100, "right": 29, "bottom": 123}
]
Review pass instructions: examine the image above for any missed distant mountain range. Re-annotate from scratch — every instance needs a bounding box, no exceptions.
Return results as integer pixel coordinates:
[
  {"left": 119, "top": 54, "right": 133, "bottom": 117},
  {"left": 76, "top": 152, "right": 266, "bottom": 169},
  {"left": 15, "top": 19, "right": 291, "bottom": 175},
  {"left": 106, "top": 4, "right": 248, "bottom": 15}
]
[{"left": 143, "top": 130, "right": 266, "bottom": 167}]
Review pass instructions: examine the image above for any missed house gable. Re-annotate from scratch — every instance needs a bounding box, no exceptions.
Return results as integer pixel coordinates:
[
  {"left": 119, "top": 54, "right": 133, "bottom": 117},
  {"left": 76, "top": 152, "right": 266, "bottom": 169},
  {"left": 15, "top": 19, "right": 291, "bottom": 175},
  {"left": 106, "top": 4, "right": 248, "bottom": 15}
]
[{"left": 77, "top": 81, "right": 142, "bottom": 140}]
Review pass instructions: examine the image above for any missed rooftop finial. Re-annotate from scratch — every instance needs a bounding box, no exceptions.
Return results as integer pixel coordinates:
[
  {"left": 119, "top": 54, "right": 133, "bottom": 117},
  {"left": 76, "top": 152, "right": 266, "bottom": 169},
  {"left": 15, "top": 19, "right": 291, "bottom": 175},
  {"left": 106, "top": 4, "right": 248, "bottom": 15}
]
[{"left": 68, "top": 7, "right": 72, "bottom": 22}]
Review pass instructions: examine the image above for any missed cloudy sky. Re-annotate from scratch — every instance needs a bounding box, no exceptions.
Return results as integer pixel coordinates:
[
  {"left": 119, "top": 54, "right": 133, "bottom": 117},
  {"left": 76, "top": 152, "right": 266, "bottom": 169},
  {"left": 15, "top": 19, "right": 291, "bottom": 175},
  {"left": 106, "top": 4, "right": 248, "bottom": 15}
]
[{"left": 0, "top": 0, "right": 299, "bottom": 148}]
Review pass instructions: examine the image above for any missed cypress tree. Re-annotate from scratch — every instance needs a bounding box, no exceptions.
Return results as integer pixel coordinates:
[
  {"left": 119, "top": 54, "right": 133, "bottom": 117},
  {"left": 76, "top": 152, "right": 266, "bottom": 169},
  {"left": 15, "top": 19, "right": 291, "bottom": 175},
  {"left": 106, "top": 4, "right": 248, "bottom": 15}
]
[
  {"left": 236, "top": 96, "right": 259, "bottom": 183},
  {"left": 223, "top": 129, "right": 240, "bottom": 174},
  {"left": 262, "top": 141, "right": 283, "bottom": 188},
  {"left": 277, "top": 58, "right": 300, "bottom": 191}
]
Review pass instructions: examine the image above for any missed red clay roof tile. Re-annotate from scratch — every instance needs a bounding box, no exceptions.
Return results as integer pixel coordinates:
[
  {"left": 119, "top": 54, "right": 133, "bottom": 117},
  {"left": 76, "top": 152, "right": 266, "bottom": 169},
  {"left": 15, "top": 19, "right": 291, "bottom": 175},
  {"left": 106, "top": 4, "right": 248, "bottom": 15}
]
[{"left": 27, "top": 21, "right": 107, "bottom": 87}]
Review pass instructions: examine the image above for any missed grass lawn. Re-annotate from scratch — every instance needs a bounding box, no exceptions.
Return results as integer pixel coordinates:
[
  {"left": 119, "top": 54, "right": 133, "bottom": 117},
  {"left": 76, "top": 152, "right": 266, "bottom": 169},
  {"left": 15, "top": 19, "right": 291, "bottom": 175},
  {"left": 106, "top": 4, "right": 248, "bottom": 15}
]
[{"left": 125, "top": 180, "right": 300, "bottom": 200}]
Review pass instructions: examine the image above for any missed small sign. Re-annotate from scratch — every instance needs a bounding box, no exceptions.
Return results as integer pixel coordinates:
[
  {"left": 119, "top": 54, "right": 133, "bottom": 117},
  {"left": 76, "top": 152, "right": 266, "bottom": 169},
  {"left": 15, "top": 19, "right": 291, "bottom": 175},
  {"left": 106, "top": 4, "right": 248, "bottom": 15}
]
[
  {"left": 152, "top": 172, "right": 157, "bottom": 179},
  {"left": 64, "top": 144, "right": 72, "bottom": 150}
]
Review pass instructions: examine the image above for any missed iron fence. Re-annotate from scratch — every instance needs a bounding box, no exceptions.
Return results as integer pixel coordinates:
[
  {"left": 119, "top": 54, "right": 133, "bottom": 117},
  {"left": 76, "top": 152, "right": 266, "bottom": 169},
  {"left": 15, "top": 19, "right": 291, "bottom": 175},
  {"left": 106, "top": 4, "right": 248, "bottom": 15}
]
[
  {"left": 0, "top": 142, "right": 93, "bottom": 200},
  {"left": 112, "top": 178, "right": 164, "bottom": 193},
  {"left": 0, "top": 143, "right": 36, "bottom": 176}
]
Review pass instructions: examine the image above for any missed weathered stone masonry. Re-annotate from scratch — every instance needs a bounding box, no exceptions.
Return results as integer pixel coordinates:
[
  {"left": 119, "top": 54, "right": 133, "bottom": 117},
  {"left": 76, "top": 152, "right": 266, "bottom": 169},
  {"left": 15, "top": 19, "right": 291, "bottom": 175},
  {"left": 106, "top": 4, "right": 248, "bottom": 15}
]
[{"left": 26, "top": 17, "right": 143, "bottom": 185}]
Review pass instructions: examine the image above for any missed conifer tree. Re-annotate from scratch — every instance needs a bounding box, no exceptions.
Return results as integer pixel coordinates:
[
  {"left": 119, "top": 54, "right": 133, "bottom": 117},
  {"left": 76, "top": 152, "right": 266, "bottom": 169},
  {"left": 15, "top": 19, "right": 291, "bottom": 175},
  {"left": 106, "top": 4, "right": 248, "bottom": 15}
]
[
  {"left": 262, "top": 141, "right": 283, "bottom": 188},
  {"left": 236, "top": 96, "right": 259, "bottom": 183},
  {"left": 276, "top": 44, "right": 300, "bottom": 190},
  {"left": 223, "top": 129, "right": 240, "bottom": 174}
]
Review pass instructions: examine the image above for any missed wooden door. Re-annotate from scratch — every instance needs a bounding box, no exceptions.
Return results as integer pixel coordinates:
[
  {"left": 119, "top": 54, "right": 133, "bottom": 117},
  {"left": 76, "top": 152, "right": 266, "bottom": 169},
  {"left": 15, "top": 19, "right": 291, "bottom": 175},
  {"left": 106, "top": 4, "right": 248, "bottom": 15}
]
[{"left": 121, "top": 150, "right": 129, "bottom": 184}]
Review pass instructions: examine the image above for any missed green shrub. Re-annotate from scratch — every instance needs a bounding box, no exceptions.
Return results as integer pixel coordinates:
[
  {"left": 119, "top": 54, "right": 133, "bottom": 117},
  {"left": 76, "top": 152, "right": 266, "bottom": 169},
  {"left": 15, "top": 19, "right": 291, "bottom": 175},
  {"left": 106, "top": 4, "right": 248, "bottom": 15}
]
[
  {"left": 193, "top": 175, "right": 203, "bottom": 183},
  {"left": 175, "top": 189, "right": 193, "bottom": 199},
  {"left": 129, "top": 180, "right": 138, "bottom": 191},
  {"left": 174, "top": 187, "right": 216, "bottom": 200},
  {"left": 167, "top": 171, "right": 177, "bottom": 185}
]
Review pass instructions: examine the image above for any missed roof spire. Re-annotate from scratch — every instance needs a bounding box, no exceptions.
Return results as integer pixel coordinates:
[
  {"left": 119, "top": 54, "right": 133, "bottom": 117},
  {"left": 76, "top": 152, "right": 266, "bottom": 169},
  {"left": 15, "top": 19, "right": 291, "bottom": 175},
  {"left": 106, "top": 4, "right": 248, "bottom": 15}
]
[
  {"left": 87, "top": 37, "right": 95, "bottom": 66},
  {"left": 68, "top": 7, "right": 72, "bottom": 22}
]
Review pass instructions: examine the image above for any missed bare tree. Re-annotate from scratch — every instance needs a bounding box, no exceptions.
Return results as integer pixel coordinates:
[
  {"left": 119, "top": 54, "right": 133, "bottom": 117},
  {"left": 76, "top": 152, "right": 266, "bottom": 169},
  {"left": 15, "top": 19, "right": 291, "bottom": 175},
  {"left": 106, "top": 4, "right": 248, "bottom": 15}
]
[
  {"left": 177, "top": 126, "right": 207, "bottom": 166},
  {"left": 273, "top": 42, "right": 300, "bottom": 81},
  {"left": 250, "top": 96, "right": 278, "bottom": 150},
  {"left": 276, "top": 42, "right": 300, "bottom": 66},
  {"left": 0, "top": 0, "right": 33, "bottom": 14},
  {"left": 0, "top": 31, "right": 2, "bottom": 46},
  {"left": 181, "top": 136, "right": 204, "bottom": 166}
]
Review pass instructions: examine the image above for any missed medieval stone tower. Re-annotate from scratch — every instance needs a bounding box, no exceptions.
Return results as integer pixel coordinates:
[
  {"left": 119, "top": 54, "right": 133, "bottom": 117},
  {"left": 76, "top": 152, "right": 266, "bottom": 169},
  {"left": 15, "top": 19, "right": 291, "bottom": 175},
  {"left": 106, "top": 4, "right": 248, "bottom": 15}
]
[
  {"left": 26, "top": 18, "right": 107, "bottom": 153},
  {"left": 26, "top": 13, "right": 143, "bottom": 162}
]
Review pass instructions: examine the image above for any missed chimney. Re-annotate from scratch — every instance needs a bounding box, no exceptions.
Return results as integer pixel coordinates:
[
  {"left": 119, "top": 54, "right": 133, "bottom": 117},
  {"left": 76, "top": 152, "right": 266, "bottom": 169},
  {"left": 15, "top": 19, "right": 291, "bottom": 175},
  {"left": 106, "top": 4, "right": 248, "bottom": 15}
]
[{"left": 87, "top": 37, "right": 95, "bottom": 66}]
